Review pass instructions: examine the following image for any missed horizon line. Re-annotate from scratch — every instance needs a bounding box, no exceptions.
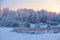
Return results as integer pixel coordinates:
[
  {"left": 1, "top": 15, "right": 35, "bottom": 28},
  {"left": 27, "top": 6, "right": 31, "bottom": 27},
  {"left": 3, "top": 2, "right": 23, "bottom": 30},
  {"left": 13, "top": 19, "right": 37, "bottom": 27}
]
[{"left": 1, "top": 7, "right": 60, "bottom": 14}]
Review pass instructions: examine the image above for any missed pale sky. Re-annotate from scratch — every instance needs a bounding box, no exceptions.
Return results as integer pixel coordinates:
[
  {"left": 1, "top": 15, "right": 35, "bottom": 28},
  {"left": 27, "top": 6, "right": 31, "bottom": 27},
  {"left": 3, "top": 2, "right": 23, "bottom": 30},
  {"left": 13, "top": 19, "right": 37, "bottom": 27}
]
[{"left": 1, "top": 0, "right": 60, "bottom": 12}]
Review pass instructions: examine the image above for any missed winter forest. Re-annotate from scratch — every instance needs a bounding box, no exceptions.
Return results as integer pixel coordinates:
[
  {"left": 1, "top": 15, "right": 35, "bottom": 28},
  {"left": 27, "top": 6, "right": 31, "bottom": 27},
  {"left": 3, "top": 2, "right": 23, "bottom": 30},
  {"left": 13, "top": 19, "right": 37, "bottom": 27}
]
[
  {"left": 1, "top": 8, "right": 60, "bottom": 40},
  {"left": 1, "top": 0, "right": 60, "bottom": 40},
  {"left": 0, "top": 8, "right": 60, "bottom": 28}
]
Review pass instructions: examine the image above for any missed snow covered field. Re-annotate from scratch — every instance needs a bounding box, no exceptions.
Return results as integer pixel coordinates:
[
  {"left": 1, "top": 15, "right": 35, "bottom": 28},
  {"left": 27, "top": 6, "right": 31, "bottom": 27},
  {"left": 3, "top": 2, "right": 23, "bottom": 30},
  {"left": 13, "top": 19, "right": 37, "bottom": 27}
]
[{"left": 0, "top": 27, "right": 60, "bottom": 40}]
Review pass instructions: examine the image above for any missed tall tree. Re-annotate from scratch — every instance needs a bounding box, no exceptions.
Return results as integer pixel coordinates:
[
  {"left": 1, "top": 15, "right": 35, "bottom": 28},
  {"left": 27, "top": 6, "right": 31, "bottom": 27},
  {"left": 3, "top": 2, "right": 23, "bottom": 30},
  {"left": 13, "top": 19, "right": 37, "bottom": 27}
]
[{"left": 41, "top": 16, "right": 48, "bottom": 23}]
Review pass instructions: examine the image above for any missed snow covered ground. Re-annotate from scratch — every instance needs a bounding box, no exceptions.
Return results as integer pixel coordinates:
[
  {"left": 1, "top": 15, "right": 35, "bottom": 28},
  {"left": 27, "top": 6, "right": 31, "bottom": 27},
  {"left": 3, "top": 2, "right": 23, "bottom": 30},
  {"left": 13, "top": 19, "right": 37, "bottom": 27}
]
[{"left": 0, "top": 27, "right": 60, "bottom": 40}]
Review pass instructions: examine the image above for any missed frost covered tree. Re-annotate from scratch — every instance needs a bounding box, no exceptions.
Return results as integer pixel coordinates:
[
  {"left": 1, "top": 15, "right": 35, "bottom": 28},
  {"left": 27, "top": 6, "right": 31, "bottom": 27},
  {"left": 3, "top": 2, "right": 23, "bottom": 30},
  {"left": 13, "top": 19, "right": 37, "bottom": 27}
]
[
  {"left": 40, "top": 16, "right": 48, "bottom": 23},
  {"left": 1, "top": 8, "right": 18, "bottom": 27},
  {"left": 0, "top": 8, "right": 60, "bottom": 27}
]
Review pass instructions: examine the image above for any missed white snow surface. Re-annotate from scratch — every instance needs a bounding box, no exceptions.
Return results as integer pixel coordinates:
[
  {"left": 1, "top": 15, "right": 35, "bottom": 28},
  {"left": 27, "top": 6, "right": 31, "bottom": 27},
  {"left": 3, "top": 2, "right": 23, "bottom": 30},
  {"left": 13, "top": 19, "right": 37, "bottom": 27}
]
[
  {"left": 30, "top": 23, "right": 36, "bottom": 28},
  {"left": 0, "top": 27, "right": 60, "bottom": 40}
]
